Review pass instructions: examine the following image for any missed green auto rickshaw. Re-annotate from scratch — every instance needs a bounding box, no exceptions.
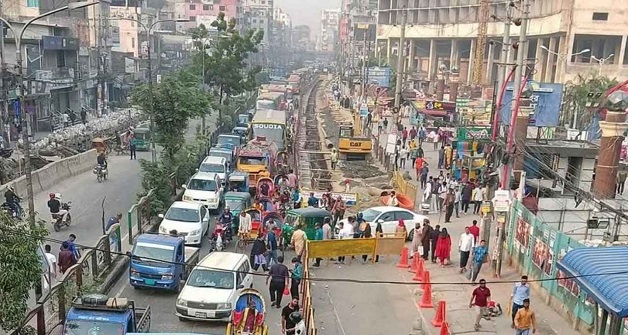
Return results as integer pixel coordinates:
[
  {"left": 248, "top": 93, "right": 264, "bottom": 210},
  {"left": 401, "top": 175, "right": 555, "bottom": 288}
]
[
  {"left": 224, "top": 191, "right": 252, "bottom": 231},
  {"left": 133, "top": 127, "right": 151, "bottom": 151},
  {"left": 282, "top": 208, "right": 332, "bottom": 249}
]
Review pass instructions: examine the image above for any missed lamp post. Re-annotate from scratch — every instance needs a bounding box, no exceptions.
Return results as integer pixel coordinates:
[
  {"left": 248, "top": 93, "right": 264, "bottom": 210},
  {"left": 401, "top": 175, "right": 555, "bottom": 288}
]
[{"left": 592, "top": 54, "right": 614, "bottom": 76}]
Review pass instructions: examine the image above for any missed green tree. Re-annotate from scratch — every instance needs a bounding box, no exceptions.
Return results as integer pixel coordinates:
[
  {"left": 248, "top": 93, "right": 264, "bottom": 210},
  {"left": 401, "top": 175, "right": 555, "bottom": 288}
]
[
  {"left": 563, "top": 71, "right": 618, "bottom": 129},
  {"left": 189, "top": 13, "right": 263, "bottom": 126},
  {"left": 0, "top": 218, "right": 48, "bottom": 333}
]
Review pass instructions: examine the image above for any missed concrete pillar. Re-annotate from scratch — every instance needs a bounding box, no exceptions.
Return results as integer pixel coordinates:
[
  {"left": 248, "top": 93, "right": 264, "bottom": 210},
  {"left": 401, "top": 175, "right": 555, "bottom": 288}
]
[
  {"left": 593, "top": 111, "right": 628, "bottom": 199},
  {"left": 428, "top": 39, "right": 437, "bottom": 82},
  {"left": 513, "top": 106, "right": 532, "bottom": 181},
  {"left": 408, "top": 39, "right": 416, "bottom": 71},
  {"left": 467, "top": 39, "right": 475, "bottom": 83},
  {"left": 450, "top": 39, "right": 459, "bottom": 69},
  {"left": 436, "top": 77, "right": 445, "bottom": 101},
  {"left": 544, "top": 37, "right": 557, "bottom": 82},
  {"left": 555, "top": 36, "right": 567, "bottom": 83},
  {"left": 386, "top": 38, "right": 392, "bottom": 65},
  {"left": 486, "top": 43, "right": 494, "bottom": 83},
  {"left": 618, "top": 36, "right": 627, "bottom": 67},
  {"left": 534, "top": 38, "right": 546, "bottom": 82}
]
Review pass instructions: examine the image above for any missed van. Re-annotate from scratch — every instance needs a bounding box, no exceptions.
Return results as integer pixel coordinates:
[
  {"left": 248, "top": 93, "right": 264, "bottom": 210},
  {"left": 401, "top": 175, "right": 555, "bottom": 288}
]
[
  {"left": 175, "top": 252, "right": 253, "bottom": 321},
  {"left": 199, "top": 156, "right": 228, "bottom": 181}
]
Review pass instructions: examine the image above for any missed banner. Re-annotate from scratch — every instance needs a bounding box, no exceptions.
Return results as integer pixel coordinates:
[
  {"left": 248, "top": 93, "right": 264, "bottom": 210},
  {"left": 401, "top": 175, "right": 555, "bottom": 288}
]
[
  {"left": 499, "top": 82, "right": 564, "bottom": 127},
  {"left": 367, "top": 67, "right": 391, "bottom": 88}
]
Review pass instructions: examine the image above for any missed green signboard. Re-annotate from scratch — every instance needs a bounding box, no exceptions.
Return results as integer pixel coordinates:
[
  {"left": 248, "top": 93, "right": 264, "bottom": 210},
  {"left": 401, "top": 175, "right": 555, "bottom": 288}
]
[{"left": 457, "top": 127, "right": 491, "bottom": 141}]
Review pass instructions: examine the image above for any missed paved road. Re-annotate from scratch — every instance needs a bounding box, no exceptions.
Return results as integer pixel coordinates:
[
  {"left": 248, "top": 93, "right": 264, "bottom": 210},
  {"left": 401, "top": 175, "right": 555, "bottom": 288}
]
[{"left": 109, "top": 240, "right": 296, "bottom": 334}]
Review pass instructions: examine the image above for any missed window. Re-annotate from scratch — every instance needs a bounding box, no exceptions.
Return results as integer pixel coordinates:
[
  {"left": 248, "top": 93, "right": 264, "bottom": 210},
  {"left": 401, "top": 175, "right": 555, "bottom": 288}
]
[
  {"left": 252, "top": 19, "right": 257, "bottom": 23},
  {"left": 189, "top": 4, "right": 195, "bottom": 10},
  {"left": 592, "top": 12, "right": 608, "bottom": 21},
  {"left": 203, "top": 4, "right": 210, "bottom": 10},
  {"left": 259, "top": 19, "right": 264, "bottom": 24},
  {"left": 394, "top": 211, "right": 414, "bottom": 221},
  {"left": 189, "top": 16, "right": 196, "bottom": 21},
  {"left": 219, "top": 5, "right": 225, "bottom": 11},
  {"left": 131, "top": 38, "right": 135, "bottom": 48},
  {"left": 26, "top": 0, "right": 38, "bottom": 8}
]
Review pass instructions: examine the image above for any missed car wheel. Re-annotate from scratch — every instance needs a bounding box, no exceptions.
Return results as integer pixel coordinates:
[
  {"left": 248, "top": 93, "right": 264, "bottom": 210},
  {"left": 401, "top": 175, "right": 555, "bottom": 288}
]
[
  {"left": 178, "top": 316, "right": 188, "bottom": 322},
  {"left": 407, "top": 229, "right": 414, "bottom": 241}
]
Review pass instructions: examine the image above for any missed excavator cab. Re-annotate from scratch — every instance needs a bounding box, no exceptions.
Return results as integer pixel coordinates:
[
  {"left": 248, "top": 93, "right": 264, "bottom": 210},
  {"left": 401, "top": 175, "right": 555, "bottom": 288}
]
[{"left": 337, "top": 123, "right": 372, "bottom": 161}]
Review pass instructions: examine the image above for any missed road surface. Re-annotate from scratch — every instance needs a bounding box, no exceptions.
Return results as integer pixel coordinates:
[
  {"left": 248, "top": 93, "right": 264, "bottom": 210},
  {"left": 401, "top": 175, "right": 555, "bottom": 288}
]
[{"left": 109, "top": 240, "right": 296, "bottom": 334}]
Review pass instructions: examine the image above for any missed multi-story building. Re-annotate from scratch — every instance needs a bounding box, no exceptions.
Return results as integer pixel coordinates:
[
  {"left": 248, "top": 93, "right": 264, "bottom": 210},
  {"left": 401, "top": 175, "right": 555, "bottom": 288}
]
[
  {"left": 174, "top": 0, "right": 239, "bottom": 30},
  {"left": 338, "top": 0, "right": 377, "bottom": 83},
  {"left": 318, "top": 9, "right": 340, "bottom": 52},
  {"left": 269, "top": 7, "right": 291, "bottom": 68},
  {"left": 241, "top": 0, "right": 273, "bottom": 46},
  {"left": 377, "top": 0, "right": 628, "bottom": 85},
  {"left": 292, "top": 25, "right": 312, "bottom": 51}
]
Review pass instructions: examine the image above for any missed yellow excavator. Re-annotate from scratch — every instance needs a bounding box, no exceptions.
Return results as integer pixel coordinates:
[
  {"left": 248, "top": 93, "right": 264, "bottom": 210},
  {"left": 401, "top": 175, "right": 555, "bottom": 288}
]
[{"left": 337, "top": 123, "right": 372, "bottom": 161}]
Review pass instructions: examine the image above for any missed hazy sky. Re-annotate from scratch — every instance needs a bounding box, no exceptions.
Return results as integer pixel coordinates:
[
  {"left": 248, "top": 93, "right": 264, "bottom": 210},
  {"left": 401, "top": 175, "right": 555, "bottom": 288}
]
[{"left": 274, "top": 0, "right": 341, "bottom": 38}]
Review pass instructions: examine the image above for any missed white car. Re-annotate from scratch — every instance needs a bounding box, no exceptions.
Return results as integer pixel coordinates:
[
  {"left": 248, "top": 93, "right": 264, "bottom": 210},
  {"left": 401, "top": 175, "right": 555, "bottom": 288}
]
[
  {"left": 199, "top": 156, "right": 229, "bottom": 181},
  {"left": 158, "top": 201, "right": 210, "bottom": 246},
  {"left": 182, "top": 172, "right": 224, "bottom": 211},
  {"left": 338, "top": 206, "right": 428, "bottom": 240}
]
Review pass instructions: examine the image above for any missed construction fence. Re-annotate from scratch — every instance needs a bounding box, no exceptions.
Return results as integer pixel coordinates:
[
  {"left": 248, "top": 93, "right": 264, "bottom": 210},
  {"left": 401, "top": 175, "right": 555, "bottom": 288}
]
[{"left": 392, "top": 170, "right": 419, "bottom": 208}]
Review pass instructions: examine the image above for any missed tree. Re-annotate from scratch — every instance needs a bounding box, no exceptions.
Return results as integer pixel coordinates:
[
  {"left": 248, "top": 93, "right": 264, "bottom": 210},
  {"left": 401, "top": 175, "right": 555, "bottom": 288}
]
[
  {"left": 563, "top": 71, "right": 618, "bottom": 129},
  {"left": 189, "top": 13, "right": 263, "bottom": 126},
  {"left": 0, "top": 217, "right": 48, "bottom": 333}
]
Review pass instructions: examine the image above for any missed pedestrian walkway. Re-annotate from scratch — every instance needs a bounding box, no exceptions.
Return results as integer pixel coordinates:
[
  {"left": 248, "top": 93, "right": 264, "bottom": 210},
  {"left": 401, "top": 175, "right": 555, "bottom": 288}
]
[{"left": 376, "top": 115, "right": 584, "bottom": 335}]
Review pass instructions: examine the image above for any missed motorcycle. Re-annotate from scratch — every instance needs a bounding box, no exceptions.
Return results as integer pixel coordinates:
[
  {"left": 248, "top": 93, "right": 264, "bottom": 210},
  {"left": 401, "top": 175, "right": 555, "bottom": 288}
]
[
  {"left": 51, "top": 196, "right": 72, "bottom": 232},
  {"left": 1, "top": 201, "right": 23, "bottom": 220},
  {"left": 93, "top": 164, "right": 108, "bottom": 183},
  {"left": 209, "top": 223, "right": 230, "bottom": 252}
]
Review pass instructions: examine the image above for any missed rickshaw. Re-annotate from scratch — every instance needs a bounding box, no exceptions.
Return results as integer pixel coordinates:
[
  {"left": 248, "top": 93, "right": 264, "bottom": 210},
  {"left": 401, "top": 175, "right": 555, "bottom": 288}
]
[
  {"left": 226, "top": 288, "right": 269, "bottom": 335},
  {"left": 281, "top": 208, "right": 333, "bottom": 249},
  {"left": 276, "top": 151, "right": 289, "bottom": 173},
  {"left": 225, "top": 191, "right": 252, "bottom": 232},
  {"left": 91, "top": 137, "right": 108, "bottom": 155},
  {"left": 236, "top": 208, "right": 265, "bottom": 253},
  {"left": 228, "top": 171, "right": 250, "bottom": 193},
  {"left": 263, "top": 211, "right": 284, "bottom": 242},
  {"left": 257, "top": 196, "right": 275, "bottom": 212},
  {"left": 133, "top": 127, "right": 151, "bottom": 151},
  {"left": 256, "top": 177, "right": 275, "bottom": 198}
]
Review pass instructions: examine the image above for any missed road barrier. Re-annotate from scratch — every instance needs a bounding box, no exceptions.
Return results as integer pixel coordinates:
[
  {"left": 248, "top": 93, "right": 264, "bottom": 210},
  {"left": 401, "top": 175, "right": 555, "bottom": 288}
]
[
  {"left": 126, "top": 188, "right": 156, "bottom": 245},
  {"left": 15, "top": 223, "right": 122, "bottom": 335},
  {"left": 301, "top": 248, "right": 318, "bottom": 335},
  {"left": 392, "top": 170, "right": 419, "bottom": 208},
  {"left": 307, "top": 234, "right": 405, "bottom": 261}
]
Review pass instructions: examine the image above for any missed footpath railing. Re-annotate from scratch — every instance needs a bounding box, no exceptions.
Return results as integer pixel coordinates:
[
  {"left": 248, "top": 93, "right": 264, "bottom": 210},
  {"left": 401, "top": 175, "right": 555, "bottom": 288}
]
[
  {"left": 16, "top": 223, "right": 122, "bottom": 335},
  {"left": 301, "top": 249, "right": 318, "bottom": 335},
  {"left": 126, "top": 188, "right": 156, "bottom": 245}
]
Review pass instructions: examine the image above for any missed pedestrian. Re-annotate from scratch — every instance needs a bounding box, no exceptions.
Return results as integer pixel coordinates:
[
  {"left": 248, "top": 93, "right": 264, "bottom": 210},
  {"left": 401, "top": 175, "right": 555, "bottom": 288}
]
[
  {"left": 470, "top": 240, "right": 488, "bottom": 284},
  {"left": 290, "top": 257, "right": 303, "bottom": 299},
  {"left": 337, "top": 221, "right": 353, "bottom": 263},
  {"left": 410, "top": 146, "right": 418, "bottom": 169},
  {"left": 469, "top": 279, "right": 491, "bottom": 331},
  {"left": 129, "top": 134, "right": 137, "bottom": 160},
  {"left": 618, "top": 170, "right": 627, "bottom": 195},
  {"left": 410, "top": 221, "right": 422, "bottom": 259},
  {"left": 444, "top": 189, "right": 455, "bottom": 223},
  {"left": 420, "top": 164, "right": 429, "bottom": 189},
  {"left": 473, "top": 184, "right": 485, "bottom": 214},
  {"left": 58, "top": 242, "right": 76, "bottom": 274},
  {"left": 266, "top": 226, "right": 279, "bottom": 266},
  {"left": 420, "top": 219, "right": 432, "bottom": 260},
  {"left": 415, "top": 156, "right": 425, "bottom": 181},
  {"left": 395, "top": 219, "right": 407, "bottom": 238},
  {"left": 409, "top": 126, "right": 417, "bottom": 141},
  {"left": 330, "top": 149, "right": 338, "bottom": 170},
  {"left": 418, "top": 127, "right": 426, "bottom": 145},
  {"left": 510, "top": 275, "right": 531, "bottom": 327},
  {"left": 459, "top": 227, "right": 475, "bottom": 273},
  {"left": 43, "top": 244, "right": 57, "bottom": 288},
  {"left": 454, "top": 185, "right": 461, "bottom": 218},
  {"left": 378, "top": 119, "right": 383, "bottom": 134},
  {"left": 331, "top": 196, "right": 346, "bottom": 225},
  {"left": 417, "top": 145, "right": 424, "bottom": 158},
  {"left": 66, "top": 234, "right": 80, "bottom": 262},
  {"left": 438, "top": 145, "right": 445, "bottom": 168},
  {"left": 290, "top": 225, "right": 307, "bottom": 260},
  {"left": 433, "top": 131, "right": 440, "bottom": 150},
  {"left": 80, "top": 107, "right": 87, "bottom": 125},
  {"left": 383, "top": 117, "right": 389, "bottom": 132},
  {"left": 387, "top": 191, "right": 399, "bottom": 207},
  {"left": 313, "top": 223, "right": 323, "bottom": 267},
  {"left": 514, "top": 298, "right": 536, "bottom": 335},
  {"left": 402, "top": 127, "right": 408, "bottom": 144},
  {"left": 435, "top": 227, "right": 451, "bottom": 266},
  {"left": 399, "top": 146, "right": 408, "bottom": 168},
  {"left": 469, "top": 219, "right": 480, "bottom": 242},
  {"left": 374, "top": 220, "right": 383, "bottom": 262},
  {"left": 366, "top": 111, "right": 372, "bottom": 129},
  {"left": 461, "top": 181, "right": 473, "bottom": 213},
  {"left": 281, "top": 297, "right": 300, "bottom": 335},
  {"left": 360, "top": 218, "right": 372, "bottom": 262},
  {"left": 250, "top": 234, "right": 268, "bottom": 271},
  {"left": 429, "top": 225, "right": 440, "bottom": 263},
  {"left": 423, "top": 176, "right": 433, "bottom": 204},
  {"left": 437, "top": 181, "right": 447, "bottom": 213},
  {"left": 430, "top": 178, "right": 440, "bottom": 213},
  {"left": 266, "top": 256, "right": 290, "bottom": 308}
]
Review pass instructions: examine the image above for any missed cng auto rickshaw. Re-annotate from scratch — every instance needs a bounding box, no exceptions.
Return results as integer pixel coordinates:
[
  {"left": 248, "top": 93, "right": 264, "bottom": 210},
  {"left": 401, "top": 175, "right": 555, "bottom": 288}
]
[
  {"left": 228, "top": 171, "right": 250, "bottom": 193},
  {"left": 133, "top": 127, "right": 151, "bottom": 151},
  {"left": 225, "top": 191, "right": 252, "bottom": 233},
  {"left": 281, "top": 208, "right": 332, "bottom": 249}
]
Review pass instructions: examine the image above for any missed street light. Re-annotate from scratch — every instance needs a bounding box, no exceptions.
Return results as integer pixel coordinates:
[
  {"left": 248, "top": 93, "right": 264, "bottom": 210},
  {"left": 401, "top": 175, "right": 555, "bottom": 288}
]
[
  {"left": 539, "top": 45, "right": 590, "bottom": 60},
  {"left": 592, "top": 54, "right": 614, "bottom": 76},
  {"left": 116, "top": 17, "right": 189, "bottom": 162},
  {"left": 0, "top": 1, "right": 100, "bottom": 230}
]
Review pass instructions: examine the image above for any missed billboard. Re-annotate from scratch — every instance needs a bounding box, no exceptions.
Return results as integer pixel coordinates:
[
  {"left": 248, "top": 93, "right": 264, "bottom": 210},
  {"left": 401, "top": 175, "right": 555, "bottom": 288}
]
[
  {"left": 367, "top": 67, "right": 391, "bottom": 88},
  {"left": 498, "top": 82, "right": 564, "bottom": 127}
]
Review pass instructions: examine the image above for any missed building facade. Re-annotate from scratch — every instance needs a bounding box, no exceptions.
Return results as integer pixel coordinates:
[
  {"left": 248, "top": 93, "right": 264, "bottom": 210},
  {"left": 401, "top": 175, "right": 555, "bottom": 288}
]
[
  {"left": 318, "top": 9, "right": 340, "bottom": 52},
  {"left": 376, "top": 0, "right": 628, "bottom": 85}
]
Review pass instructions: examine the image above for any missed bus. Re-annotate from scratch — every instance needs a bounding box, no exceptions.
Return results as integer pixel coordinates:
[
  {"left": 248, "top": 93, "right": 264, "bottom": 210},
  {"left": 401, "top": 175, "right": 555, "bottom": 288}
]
[
  {"left": 250, "top": 109, "right": 287, "bottom": 150},
  {"left": 256, "top": 92, "right": 285, "bottom": 110}
]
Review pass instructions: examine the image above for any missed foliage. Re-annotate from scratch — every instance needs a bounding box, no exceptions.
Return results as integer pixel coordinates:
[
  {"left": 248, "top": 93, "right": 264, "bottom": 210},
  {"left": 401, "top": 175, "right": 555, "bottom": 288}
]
[
  {"left": 0, "top": 217, "right": 48, "bottom": 332},
  {"left": 563, "top": 72, "right": 618, "bottom": 129},
  {"left": 138, "top": 160, "right": 172, "bottom": 214}
]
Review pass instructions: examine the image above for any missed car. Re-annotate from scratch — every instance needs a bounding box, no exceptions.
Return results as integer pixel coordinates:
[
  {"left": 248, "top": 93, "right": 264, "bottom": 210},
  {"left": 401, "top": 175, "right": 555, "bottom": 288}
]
[
  {"left": 182, "top": 172, "right": 224, "bottom": 211},
  {"left": 337, "top": 206, "right": 428, "bottom": 240},
  {"left": 158, "top": 201, "right": 210, "bottom": 246},
  {"left": 199, "top": 156, "right": 229, "bottom": 181}
]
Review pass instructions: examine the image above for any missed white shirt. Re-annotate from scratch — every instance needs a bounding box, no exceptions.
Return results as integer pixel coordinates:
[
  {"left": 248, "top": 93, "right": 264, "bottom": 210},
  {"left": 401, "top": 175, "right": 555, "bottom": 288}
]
[
  {"left": 238, "top": 214, "right": 252, "bottom": 233},
  {"left": 459, "top": 233, "right": 475, "bottom": 252},
  {"left": 387, "top": 195, "right": 399, "bottom": 207},
  {"left": 45, "top": 252, "right": 57, "bottom": 273},
  {"left": 423, "top": 183, "right": 432, "bottom": 201},
  {"left": 473, "top": 187, "right": 485, "bottom": 202},
  {"left": 340, "top": 224, "right": 354, "bottom": 239}
]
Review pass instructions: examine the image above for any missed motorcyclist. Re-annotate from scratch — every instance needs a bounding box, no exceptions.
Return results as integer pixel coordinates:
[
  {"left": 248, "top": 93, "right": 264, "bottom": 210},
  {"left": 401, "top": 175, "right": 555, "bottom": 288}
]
[
  {"left": 96, "top": 152, "right": 107, "bottom": 169},
  {"left": 4, "top": 185, "right": 22, "bottom": 216},
  {"left": 218, "top": 207, "right": 234, "bottom": 241},
  {"left": 47, "top": 193, "right": 68, "bottom": 223}
]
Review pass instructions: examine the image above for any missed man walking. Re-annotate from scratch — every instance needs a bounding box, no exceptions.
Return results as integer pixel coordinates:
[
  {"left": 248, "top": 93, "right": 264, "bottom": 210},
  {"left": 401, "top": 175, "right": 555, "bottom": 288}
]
[
  {"left": 459, "top": 227, "right": 475, "bottom": 273},
  {"left": 511, "top": 275, "right": 531, "bottom": 327},
  {"left": 514, "top": 298, "right": 536, "bottom": 335},
  {"left": 470, "top": 240, "right": 488, "bottom": 284},
  {"left": 469, "top": 279, "right": 491, "bottom": 331},
  {"left": 266, "top": 226, "right": 279, "bottom": 266},
  {"left": 420, "top": 219, "right": 432, "bottom": 260},
  {"left": 266, "top": 256, "right": 290, "bottom": 308},
  {"left": 429, "top": 224, "right": 440, "bottom": 263},
  {"left": 313, "top": 223, "right": 324, "bottom": 267},
  {"left": 469, "top": 219, "right": 480, "bottom": 242}
]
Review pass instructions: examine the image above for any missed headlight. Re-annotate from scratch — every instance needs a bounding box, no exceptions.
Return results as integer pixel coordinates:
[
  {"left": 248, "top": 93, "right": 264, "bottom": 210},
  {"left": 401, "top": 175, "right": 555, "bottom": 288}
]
[
  {"left": 130, "top": 269, "right": 139, "bottom": 277},
  {"left": 217, "top": 303, "right": 232, "bottom": 309},
  {"left": 190, "top": 229, "right": 201, "bottom": 236},
  {"left": 176, "top": 298, "right": 188, "bottom": 307},
  {"left": 159, "top": 226, "right": 167, "bottom": 233},
  {"left": 161, "top": 273, "right": 173, "bottom": 280},
  {"left": 183, "top": 195, "right": 192, "bottom": 201},
  {"left": 209, "top": 198, "right": 218, "bottom": 203}
]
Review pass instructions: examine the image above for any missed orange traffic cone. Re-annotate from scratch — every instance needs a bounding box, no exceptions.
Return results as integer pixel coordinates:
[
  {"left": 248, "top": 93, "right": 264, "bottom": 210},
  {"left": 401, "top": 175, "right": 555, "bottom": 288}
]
[
  {"left": 412, "top": 258, "right": 424, "bottom": 281},
  {"left": 431, "top": 300, "right": 446, "bottom": 327},
  {"left": 419, "top": 281, "right": 433, "bottom": 308},
  {"left": 397, "top": 247, "right": 410, "bottom": 268},
  {"left": 408, "top": 255, "right": 418, "bottom": 273},
  {"left": 422, "top": 271, "right": 431, "bottom": 291},
  {"left": 439, "top": 322, "right": 450, "bottom": 335}
]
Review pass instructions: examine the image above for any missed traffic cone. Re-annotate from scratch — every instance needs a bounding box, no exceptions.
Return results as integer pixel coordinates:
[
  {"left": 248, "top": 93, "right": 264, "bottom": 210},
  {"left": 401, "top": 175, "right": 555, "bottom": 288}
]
[
  {"left": 408, "top": 255, "right": 418, "bottom": 273},
  {"left": 422, "top": 271, "right": 431, "bottom": 291},
  {"left": 439, "top": 322, "right": 450, "bottom": 335},
  {"left": 412, "top": 258, "right": 424, "bottom": 281},
  {"left": 419, "top": 281, "right": 433, "bottom": 308},
  {"left": 397, "top": 247, "right": 410, "bottom": 268},
  {"left": 431, "top": 300, "right": 446, "bottom": 327}
]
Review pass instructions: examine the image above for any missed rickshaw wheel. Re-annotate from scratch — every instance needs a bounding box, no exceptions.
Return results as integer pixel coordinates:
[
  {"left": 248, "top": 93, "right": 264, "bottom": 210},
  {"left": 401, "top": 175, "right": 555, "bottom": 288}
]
[
  {"left": 225, "top": 322, "right": 233, "bottom": 335},
  {"left": 236, "top": 239, "right": 246, "bottom": 253}
]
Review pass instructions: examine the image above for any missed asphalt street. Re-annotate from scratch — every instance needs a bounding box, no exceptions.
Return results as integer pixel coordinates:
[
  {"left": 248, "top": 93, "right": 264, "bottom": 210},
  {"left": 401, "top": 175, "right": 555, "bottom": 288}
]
[{"left": 109, "top": 241, "right": 296, "bottom": 334}]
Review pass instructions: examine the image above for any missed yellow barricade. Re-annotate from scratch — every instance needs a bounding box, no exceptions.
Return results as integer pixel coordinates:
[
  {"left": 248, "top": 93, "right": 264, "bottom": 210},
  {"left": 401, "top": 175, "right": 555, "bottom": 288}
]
[
  {"left": 392, "top": 171, "right": 418, "bottom": 209},
  {"left": 307, "top": 235, "right": 405, "bottom": 260}
]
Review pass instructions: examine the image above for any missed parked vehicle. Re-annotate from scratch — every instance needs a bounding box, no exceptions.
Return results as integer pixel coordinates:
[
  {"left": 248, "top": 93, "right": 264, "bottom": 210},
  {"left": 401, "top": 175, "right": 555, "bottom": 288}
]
[
  {"left": 134, "top": 127, "right": 152, "bottom": 151},
  {"left": 182, "top": 172, "right": 224, "bottom": 211},
  {"left": 64, "top": 294, "right": 151, "bottom": 334},
  {"left": 337, "top": 206, "right": 428, "bottom": 240},
  {"left": 129, "top": 234, "right": 200, "bottom": 292},
  {"left": 207, "top": 148, "right": 234, "bottom": 173},
  {"left": 158, "top": 201, "right": 210, "bottom": 246},
  {"left": 199, "top": 156, "right": 229, "bottom": 181}
]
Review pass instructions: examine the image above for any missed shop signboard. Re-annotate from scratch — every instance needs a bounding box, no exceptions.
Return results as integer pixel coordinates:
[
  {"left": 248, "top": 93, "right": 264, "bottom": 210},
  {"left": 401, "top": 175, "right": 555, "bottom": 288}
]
[
  {"left": 457, "top": 127, "right": 491, "bottom": 140},
  {"left": 499, "top": 81, "right": 564, "bottom": 126},
  {"left": 367, "top": 67, "right": 391, "bottom": 87}
]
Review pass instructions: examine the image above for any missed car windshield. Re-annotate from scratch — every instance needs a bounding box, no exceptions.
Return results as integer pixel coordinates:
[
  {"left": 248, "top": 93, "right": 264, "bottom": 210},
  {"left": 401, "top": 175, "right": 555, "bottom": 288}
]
[
  {"left": 225, "top": 199, "right": 245, "bottom": 211},
  {"left": 218, "top": 136, "right": 241, "bottom": 146},
  {"left": 199, "top": 163, "right": 225, "bottom": 174},
  {"left": 361, "top": 208, "right": 382, "bottom": 222},
  {"left": 165, "top": 207, "right": 199, "bottom": 223},
  {"left": 64, "top": 320, "right": 124, "bottom": 335},
  {"left": 239, "top": 156, "right": 266, "bottom": 165},
  {"left": 132, "top": 242, "right": 175, "bottom": 263},
  {"left": 187, "top": 269, "right": 234, "bottom": 289},
  {"left": 188, "top": 178, "right": 218, "bottom": 191},
  {"left": 209, "top": 151, "right": 232, "bottom": 162}
]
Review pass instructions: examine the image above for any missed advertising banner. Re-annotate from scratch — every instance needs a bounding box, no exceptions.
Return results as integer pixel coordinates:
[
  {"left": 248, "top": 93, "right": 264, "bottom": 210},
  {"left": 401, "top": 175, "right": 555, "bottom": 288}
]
[
  {"left": 367, "top": 67, "right": 391, "bottom": 87},
  {"left": 499, "top": 82, "right": 564, "bottom": 127}
]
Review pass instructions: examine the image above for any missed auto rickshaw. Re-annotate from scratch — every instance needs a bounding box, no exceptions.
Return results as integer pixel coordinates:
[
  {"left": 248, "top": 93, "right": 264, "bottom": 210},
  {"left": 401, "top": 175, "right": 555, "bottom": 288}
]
[
  {"left": 133, "top": 127, "right": 151, "bottom": 151},
  {"left": 282, "top": 208, "right": 332, "bottom": 249},
  {"left": 228, "top": 171, "right": 250, "bottom": 193},
  {"left": 91, "top": 137, "right": 108, "bottom": 155},
  {"left": 226, "top": 288, "right": 269, "bottom": 335},
  {"left": 225, "top": 191, "right": 252, "bottom": 232}
]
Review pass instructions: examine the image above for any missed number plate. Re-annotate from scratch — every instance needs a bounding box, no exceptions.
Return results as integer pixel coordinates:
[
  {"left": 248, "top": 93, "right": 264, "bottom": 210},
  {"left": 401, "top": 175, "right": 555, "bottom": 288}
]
[
  {"left": 195, "top": 312, "right": 207, "bottom": 318},
  {"left": 145, "top": 279, "right": 156, "bottom": 285}
]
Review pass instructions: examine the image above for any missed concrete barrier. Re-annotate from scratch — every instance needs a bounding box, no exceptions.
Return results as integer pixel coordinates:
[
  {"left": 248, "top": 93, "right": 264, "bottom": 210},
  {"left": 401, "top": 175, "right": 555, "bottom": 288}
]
[{"left": 0, "top": 149, "right": 97, "bottom": 196}]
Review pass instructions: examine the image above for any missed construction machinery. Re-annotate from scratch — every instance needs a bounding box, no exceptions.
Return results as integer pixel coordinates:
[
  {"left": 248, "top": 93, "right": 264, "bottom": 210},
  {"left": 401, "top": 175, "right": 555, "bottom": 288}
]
[{"left": 337, "top": 123, "right": 372, "bottom": 161}]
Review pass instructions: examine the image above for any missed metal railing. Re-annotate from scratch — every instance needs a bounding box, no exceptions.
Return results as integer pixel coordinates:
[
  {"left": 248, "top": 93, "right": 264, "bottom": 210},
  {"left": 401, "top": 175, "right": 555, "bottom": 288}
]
[
  {"left": 301, "top": 249, "right": 318, "bottom": 335},
  {"left": 126, "top": 188, "right": 156, "bottom": 245}
]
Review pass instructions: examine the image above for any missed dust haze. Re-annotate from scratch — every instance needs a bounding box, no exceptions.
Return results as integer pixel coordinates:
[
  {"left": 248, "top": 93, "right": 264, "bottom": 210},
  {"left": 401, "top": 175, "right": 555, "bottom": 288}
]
[{"left": 273, "top": 0, "right": 341, "bottom": 38}]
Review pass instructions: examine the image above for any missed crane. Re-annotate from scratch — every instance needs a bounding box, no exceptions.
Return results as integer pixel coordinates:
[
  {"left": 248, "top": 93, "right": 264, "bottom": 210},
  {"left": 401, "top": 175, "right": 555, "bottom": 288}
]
[{"left": 472, "top": 0, "right": 490, "bottom": 85}]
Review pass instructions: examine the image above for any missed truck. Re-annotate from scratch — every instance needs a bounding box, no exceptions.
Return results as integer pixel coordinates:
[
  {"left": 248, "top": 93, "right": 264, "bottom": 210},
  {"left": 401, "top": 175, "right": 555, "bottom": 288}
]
[
  {"left": 129, "top": 234, "right": 200, "bottom": 292},
  {"left": 64, "top": 294, "right": 151, "bottom": 334},
  {"left": 337, "top": 123, "right": 372, "bottom": 161}
]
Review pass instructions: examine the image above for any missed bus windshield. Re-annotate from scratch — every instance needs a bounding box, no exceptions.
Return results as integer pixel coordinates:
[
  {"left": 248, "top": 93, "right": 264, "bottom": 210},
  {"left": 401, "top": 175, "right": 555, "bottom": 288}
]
[
  {"left": 257, "top": 100, "right": 276, "bottom": 110},
  {"left": 239, "top": 156, "right": 267, "bottom": 166},
  {"left": 251, "top": 124, "right": 284, "bottom": 145}
]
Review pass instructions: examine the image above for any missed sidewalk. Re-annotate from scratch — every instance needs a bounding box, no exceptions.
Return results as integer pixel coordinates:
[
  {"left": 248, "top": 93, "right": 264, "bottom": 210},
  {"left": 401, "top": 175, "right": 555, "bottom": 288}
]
[{"left": 380, "top": 116, "right": 583, "bottom": 335}]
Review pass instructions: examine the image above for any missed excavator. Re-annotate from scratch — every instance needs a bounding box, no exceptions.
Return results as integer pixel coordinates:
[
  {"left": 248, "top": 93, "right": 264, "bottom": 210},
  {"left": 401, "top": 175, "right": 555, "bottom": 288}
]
[{"left": 337, "top": 122, "right": 372, "bottom": 161}]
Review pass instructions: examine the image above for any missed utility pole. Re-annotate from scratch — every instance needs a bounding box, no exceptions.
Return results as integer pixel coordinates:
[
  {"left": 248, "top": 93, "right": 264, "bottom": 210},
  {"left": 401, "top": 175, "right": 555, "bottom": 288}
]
[
  {"left": 0, "top": 20, "right": 7, "bottom": 140},
  {"left": 393, "top": 4, "right": 407, "bottom": 114},
  {"left": 496, "top": 0, "right": 530, "bottom": 278}
]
